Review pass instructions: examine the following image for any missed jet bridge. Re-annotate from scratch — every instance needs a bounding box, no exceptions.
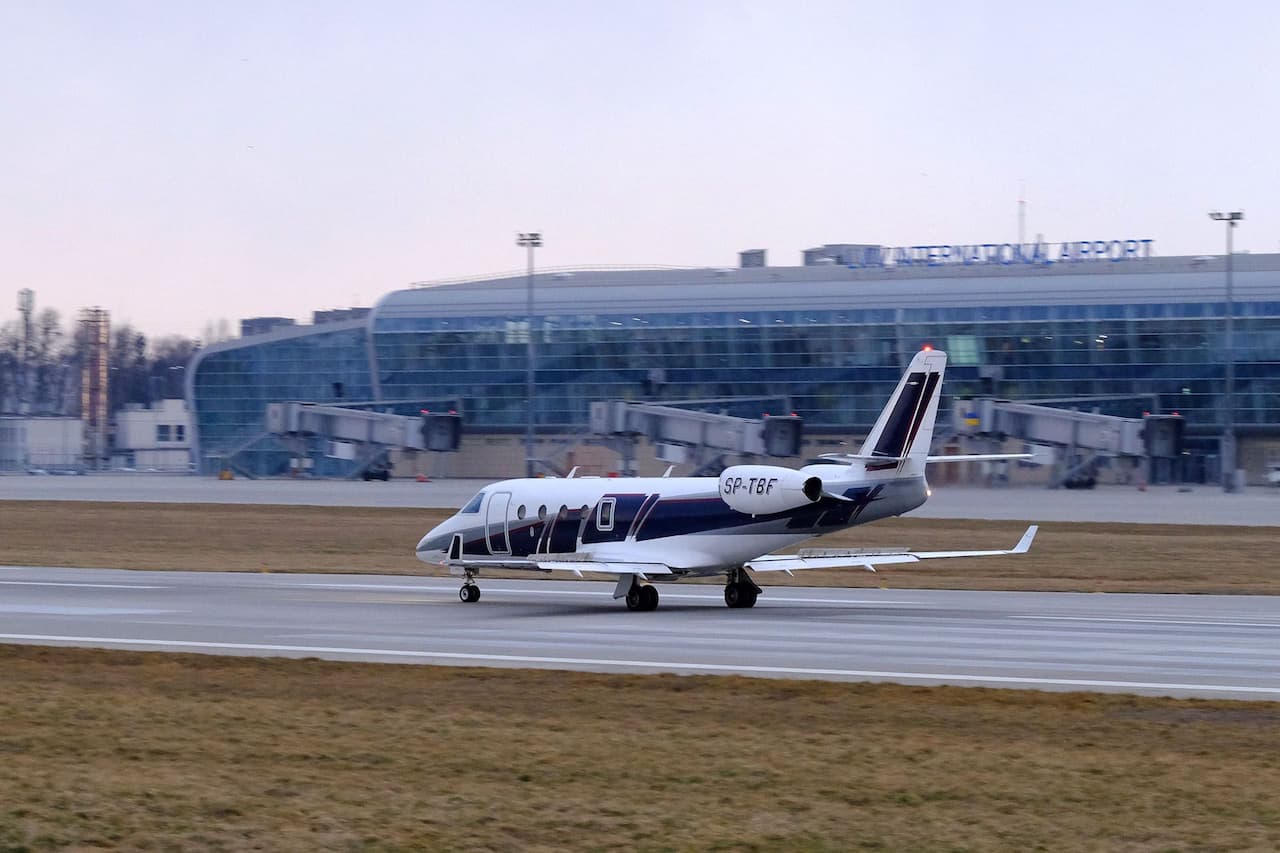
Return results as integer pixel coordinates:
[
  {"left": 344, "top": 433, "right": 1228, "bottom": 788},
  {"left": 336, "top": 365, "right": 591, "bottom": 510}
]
[
  {"left": 590, "top": 399, "right": 802, "bottom": 475},
  {"left": 952, "top": 398, "right": 1183, "bottom": 487},
  {"left": 264, "top": 402, "right": 461, "bottom": 478}
]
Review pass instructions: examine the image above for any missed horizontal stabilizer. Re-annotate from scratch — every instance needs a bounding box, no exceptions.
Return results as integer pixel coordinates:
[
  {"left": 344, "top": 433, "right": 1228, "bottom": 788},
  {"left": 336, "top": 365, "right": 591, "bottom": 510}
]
[
  {"left": 817, "top": 452, "right": 1035, "bottom": 465},
  {"left": 925, "top": 453, "right": 1033, "bottom": 463}
]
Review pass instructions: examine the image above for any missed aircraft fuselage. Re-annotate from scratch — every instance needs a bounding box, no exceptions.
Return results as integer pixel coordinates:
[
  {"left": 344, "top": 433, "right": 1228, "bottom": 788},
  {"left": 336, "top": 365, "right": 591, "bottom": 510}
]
[{"left": 416, "top": 471, "right": 928, "bottom": 575}]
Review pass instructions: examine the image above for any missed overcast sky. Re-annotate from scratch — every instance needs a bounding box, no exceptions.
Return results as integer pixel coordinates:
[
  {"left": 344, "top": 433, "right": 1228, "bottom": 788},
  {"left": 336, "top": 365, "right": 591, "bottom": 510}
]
[{"left": 3, "top": 1, "right": 1278, "bottom": 338}]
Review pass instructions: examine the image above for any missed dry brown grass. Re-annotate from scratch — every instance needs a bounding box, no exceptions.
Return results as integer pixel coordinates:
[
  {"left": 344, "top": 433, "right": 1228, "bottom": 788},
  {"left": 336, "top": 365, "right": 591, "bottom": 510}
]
[
  {"left": 1, "top": 644, "right": 1278, "bottom": 852},
  {"left": 2, "top": 500, "right": 1277, "bottom": 594}
]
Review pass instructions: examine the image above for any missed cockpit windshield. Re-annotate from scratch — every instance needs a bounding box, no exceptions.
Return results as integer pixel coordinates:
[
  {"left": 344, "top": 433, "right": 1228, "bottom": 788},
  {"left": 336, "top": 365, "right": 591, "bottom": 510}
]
[{"left": 460, "top": 491, "right": 485, "bottom": 514}]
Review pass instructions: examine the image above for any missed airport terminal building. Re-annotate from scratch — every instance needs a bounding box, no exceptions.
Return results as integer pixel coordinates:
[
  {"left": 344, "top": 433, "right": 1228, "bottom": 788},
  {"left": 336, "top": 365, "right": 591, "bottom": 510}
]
[{"left": 187, "top": 242, "right": 1280, "bottom": 480}]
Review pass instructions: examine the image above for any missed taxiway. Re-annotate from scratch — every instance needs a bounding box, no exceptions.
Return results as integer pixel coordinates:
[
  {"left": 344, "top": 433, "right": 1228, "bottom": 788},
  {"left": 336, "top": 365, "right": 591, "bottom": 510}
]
[{"left": 4, "top": 473, "right": 1278, "bottom": 525}]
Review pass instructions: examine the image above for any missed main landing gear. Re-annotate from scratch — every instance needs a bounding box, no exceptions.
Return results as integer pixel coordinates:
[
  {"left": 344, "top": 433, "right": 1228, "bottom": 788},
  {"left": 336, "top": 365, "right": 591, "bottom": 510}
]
[
  {"left": 724, "top": 569, "right": 761, "bottom": 609},
  {"left": 625, "top": 582, "right": 660, "bottom": 612}
]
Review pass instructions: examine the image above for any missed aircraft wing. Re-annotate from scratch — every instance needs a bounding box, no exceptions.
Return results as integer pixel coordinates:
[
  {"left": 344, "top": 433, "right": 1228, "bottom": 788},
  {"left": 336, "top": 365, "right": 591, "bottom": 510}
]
[
  {"left": 443, "top": 553, "right": 673, "bottom": 577},
  {"left": 746, "top": 525, "right": 1038, "bottom": 573},
  {"left": 535, "top": 559, "right": 674, "bottom": 576}
]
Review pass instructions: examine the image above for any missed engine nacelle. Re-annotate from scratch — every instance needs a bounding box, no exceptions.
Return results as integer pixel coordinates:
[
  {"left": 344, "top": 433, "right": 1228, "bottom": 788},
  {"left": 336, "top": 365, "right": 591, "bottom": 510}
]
[{"left": 718, "top": 465, "right": 823, "bottom": 515}]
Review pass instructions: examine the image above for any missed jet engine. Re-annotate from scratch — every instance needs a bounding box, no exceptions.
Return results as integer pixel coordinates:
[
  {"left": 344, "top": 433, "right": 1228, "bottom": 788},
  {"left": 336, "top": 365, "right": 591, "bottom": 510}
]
[{"left": 718, "top": 465, "right": 823, "bottom": 515}]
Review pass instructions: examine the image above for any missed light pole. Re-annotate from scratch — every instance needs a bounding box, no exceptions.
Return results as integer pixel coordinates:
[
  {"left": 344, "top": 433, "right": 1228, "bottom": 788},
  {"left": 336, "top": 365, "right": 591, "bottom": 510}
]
[
  {"left": 517, "top": 231, "right": 542, "bottom": 477},
  {"left": 1209, "top": 210, "right": 1243, "bottom": 492}
]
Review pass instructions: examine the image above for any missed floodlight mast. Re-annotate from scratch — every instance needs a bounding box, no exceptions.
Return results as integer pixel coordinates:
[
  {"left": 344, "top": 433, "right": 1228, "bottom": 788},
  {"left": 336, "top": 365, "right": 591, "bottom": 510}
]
[
  {"left": 517, "top": 232, "right": 542, "bottom": 478},
  {"left": 1208, "top": 211, "right": 1243, "bottom": 492}
]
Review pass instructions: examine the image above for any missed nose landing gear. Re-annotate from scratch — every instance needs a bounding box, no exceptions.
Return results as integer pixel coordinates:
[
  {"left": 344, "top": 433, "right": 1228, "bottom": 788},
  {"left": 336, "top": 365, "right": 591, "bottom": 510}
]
[{"left": 457, "top": 565, "right": 481, "bottom": 603}]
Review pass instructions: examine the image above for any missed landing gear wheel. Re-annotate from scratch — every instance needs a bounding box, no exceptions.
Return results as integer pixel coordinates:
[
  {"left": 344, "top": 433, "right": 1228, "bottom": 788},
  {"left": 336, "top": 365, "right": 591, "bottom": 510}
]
[
  {"left": 459, "top": 584, "right": 480, "bottom": 603},
  {"left": 626, "top": 583, "right": 660, "bottom": 612},
  {"left": 725, "top": 582, "right": 758, "bottom": 609}
]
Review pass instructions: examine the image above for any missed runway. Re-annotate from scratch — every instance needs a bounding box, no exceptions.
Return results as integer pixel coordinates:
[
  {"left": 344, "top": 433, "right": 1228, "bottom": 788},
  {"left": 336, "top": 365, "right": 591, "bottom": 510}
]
[{"left": 3, "top": 565, "right": 1278, "bottom": 700}]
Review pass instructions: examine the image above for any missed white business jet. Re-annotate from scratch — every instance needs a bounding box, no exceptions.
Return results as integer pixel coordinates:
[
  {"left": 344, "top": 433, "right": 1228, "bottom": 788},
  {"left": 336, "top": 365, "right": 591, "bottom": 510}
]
[{"left": 416, "top": 348, "right": 1037, "bottom": 610}]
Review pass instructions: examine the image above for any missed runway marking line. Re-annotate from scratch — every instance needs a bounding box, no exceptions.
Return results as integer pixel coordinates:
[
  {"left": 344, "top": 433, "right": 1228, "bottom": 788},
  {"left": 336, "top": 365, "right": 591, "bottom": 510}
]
[
  {"left": 1012, "top": 615, "right": 1280, "bottom": 629},
  {"left": 1, "top": 632, "right": 1278, "bottom": 696},
  {"left": 0, "top": 581, "right": 167, "bottom": 590}
]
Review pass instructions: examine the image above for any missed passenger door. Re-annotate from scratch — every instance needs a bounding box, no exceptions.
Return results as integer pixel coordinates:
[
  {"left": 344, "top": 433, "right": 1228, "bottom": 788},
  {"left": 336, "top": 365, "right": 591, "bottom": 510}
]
[{"left": 486, "top": 491, "right": 512, "bottom": 555}]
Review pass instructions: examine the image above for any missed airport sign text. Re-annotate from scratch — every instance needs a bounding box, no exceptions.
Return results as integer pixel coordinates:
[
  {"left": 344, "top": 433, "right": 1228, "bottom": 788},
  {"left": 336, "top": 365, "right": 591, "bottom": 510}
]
[{"left": 846, "top": 239, "right": 1154, "bottom": 269}]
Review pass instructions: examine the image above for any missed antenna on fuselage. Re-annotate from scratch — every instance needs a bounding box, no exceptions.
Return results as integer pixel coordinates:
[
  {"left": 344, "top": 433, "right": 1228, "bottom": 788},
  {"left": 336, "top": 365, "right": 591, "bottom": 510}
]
[
  {"left": 662, "top": 465, "right": 674, "bottom": 478},
  {"left": 566, "top": 466, "right": 579, "bottom": 478}
]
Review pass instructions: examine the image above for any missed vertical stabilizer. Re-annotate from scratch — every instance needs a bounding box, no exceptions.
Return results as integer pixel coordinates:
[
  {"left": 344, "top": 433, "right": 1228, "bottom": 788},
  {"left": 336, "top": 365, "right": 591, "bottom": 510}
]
[{"left": 859, "top": 350, "right": 948, "bottom": 475}]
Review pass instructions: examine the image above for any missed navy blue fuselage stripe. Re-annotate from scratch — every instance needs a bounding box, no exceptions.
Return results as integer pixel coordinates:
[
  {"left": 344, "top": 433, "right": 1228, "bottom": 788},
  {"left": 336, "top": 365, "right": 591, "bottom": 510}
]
[
  {"left": 582, "top": 493, "right": 648, "bottom": 544},
  {"left": 628, "top": 493, "right": 660, "bottom": 539}
]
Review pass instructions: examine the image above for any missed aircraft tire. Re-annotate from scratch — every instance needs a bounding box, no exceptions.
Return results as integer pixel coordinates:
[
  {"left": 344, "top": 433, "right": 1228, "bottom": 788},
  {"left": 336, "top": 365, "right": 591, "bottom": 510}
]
[
  {"left": 459, "top": 584, "right": 480, "bottom": 603},
  {"left": 625, "top": 587, "right": 643, "bottom": 610},
  {"left": 640, "top": 584, "right": 659, "bottom": 611},
  {"left": 725, "top": 582, "right": 758, "bottom": 609}
]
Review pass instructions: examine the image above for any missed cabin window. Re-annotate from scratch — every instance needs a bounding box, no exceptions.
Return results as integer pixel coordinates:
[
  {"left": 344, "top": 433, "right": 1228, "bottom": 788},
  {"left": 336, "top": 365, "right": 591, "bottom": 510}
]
[
  {"left": 538, "top": 504, "right": 548, "bottom": 521},
  {"left": 517, "top": 504, "right": 526, "bottom": 519},
  {"left": 597, "top": 498, "right": 616, "bottom": 531},
  {"left": 460, "top": 492, "right": 485, "bottom": 514}
]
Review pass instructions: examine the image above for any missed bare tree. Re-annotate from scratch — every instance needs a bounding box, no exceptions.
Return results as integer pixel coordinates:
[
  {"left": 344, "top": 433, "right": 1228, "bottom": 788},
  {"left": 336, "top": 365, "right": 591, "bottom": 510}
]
[
  {"left": 0, "top": 312, "right": 198, "bottom": 415},
  {"left": 29, "top": 308, "right": 71, "bottom": 414},
  {"left": 108, "top": 324, "right": 149, "bottom": 413},
  {"left": 0, "top": 321, "right": 18, "bottom": 412}
]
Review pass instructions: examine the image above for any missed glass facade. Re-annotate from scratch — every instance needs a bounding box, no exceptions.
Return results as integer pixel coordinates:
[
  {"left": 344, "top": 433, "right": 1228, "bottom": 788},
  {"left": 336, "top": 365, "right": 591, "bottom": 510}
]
[
  {"left": 190, "top": 263, "right": 1280, "bottom": 476},
  {"left": 190, "top": 323, "right": 373, "bottom": 474},
  {"left": 373, "top": 302, "right": 1280, "bottom": 431}
]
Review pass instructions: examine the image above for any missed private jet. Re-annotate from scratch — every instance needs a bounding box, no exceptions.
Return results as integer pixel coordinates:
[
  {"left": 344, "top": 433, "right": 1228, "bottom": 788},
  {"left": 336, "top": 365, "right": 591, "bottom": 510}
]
[{"left": 416, "top": 348, "right": 1037, "bottom": 610}]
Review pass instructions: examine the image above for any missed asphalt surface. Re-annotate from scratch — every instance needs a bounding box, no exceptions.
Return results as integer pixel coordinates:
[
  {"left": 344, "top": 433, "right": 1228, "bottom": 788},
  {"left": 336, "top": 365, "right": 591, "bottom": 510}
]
[
  {"left": 3, "top": 565, "right": 1278, "bottom": 700},
  {"left": 4, "top": 474, "right": 1279, "bottom": 525}
]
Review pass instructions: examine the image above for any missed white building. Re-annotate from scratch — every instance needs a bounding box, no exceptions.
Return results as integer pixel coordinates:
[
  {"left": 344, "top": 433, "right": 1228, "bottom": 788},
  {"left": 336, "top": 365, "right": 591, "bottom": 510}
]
[
  {"left": 0, "top": 417, "right": 84, "bottom": 473},
  {"left": 113, "top": 399, "right": 193, "bottom": 471}
]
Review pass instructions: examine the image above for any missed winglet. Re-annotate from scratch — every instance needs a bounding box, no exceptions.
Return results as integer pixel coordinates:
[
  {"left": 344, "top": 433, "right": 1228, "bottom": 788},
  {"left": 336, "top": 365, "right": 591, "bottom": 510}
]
[{"left": 1012, "top": 525, "right": 1038, "bottom": 554}]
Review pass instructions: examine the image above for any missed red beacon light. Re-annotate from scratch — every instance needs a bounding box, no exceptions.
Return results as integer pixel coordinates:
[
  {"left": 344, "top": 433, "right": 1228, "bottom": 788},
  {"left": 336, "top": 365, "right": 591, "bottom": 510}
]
[{"left": 921, "top": 344, "right": 934, "bottom": 352}]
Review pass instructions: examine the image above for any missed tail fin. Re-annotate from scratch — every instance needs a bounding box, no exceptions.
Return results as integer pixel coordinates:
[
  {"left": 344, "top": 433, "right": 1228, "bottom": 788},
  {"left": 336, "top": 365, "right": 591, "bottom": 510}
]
[{"left": 859, "top": 349, "right": 947, "bottom": 475}]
